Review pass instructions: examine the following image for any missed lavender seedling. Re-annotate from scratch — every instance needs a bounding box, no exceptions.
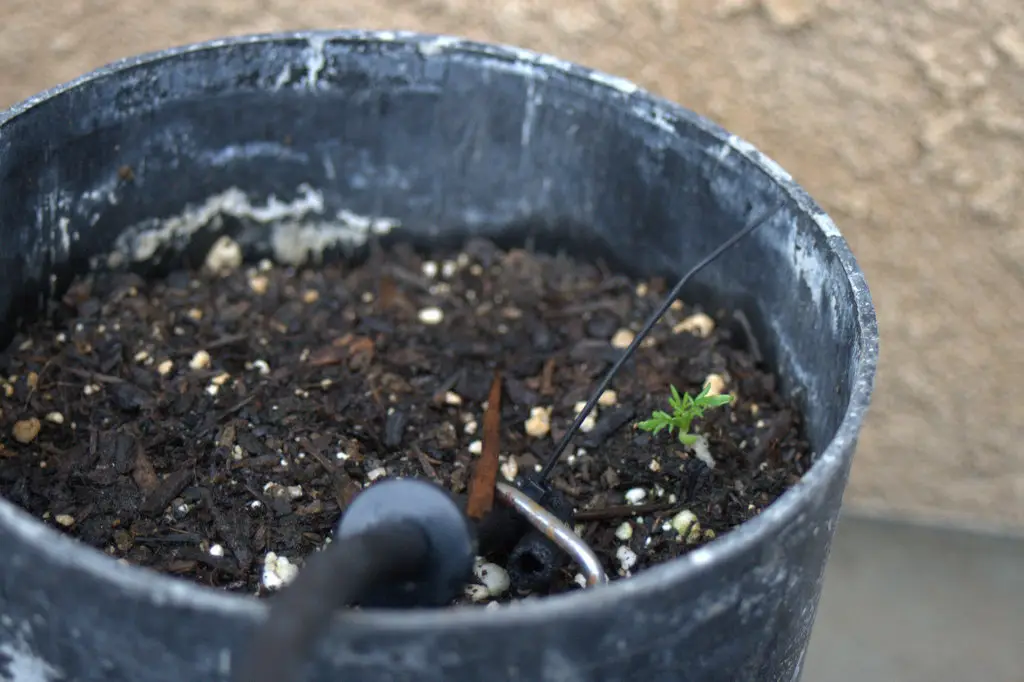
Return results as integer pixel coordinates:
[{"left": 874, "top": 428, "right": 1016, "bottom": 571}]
[{"left": 637, "top": 383, "right": 733, "bottom": 446}]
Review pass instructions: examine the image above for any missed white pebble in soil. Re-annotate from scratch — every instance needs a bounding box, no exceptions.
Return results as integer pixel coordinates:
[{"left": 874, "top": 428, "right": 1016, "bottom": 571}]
[
  {"left": 573, "top": 401, "right": 597, "bottom": 433},
  {"left": 464, "top": 584, "right": 491, "bottom": 603},
  {"left": 468, "top": 440, "right": 483, "bottom": 455},
  {"left": 203, "top": 236, "right": 243, "bottom": 274},
  {"left": 597, "top": 390, "right": 618, "bottom": 407},
  {"left": 671, "top": 510, "right": 698, "bottom": 536},
  {"left": 209, "top": 544, "right": 225, "bottom": 557},
  {"left": 614, "top": 522, "right": 633, "bottom": 541},
  {"left": 261, "top": 552, "right": 299, "bottom": 590},
  {"left": 703, "top": 373, "right": 727, "bottom": 397},
  {"left": 260, "top": 483, "right": 303, "bottom": 499},
  {"left": 473, "top": 560, "right": 511, "bottom": 597},
  {"left": 673, "top": 312, "right": 715, "bottom": 338},
  {"left": 524, "top": 406, "right": 552, "bottom": 437},
  {"left": 189, "top": 350, "right": 211, "bottom": 371},
  {"left": 616, "top": 545, "right": 638, "bottom": 573},
  {"left": 11, "top": 418, "right": 39, "bottom": 444},
  {"left": 248, "top": 274, "right": 270, "bottom": 295},
  {"left": 244, "top": 359, "right": 270, "bottom": 376},
  {"left": 624, "top": 488, "right": 647, "bottom": 505},
  {"left": 417, "top": 307, "right": 444, "bottom": 325},
  {"left": 500, "top": 456, "right": 519, "bottom": 482},
  {"left": 610, "top": 328, "right": 635, "bottom": 349},
  {"left": 366, "top": 467, "right": 387, "bottom": 482}
]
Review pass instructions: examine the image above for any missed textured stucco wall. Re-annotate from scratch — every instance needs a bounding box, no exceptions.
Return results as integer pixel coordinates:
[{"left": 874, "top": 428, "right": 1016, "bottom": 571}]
[{"left": 1, "top": 0, "right": 1022, "bottom": 527}]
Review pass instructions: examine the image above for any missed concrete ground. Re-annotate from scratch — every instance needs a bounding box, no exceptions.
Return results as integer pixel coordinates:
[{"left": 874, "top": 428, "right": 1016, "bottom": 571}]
[{"left": 804, "top": 512, "right": 1024, "bottom": 682}]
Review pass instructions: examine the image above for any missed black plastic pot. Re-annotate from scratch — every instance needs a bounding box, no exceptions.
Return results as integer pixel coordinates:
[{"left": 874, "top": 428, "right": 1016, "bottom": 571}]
[{"left": 0, "top": 31, "right": 878, "bottom": 682}]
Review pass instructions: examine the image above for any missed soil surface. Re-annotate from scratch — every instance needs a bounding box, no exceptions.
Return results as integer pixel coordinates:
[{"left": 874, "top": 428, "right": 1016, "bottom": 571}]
[{"left": 0, "top": 238, "right": 811, "bottom": 603}]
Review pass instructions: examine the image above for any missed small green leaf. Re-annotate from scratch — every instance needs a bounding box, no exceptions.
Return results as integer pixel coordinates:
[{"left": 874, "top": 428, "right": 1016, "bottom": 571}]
[
  {"left": 637, "top": 381, "right": 732, "bottom": 447},
  {"left": 702, "top": 394, "right": 733, "bottom": 408},
  {"left": 668, "top": 389, "right": 684, "bottom": 412},
  {"left": 637, "top": 418, "right": 661, "bottom": 432}
]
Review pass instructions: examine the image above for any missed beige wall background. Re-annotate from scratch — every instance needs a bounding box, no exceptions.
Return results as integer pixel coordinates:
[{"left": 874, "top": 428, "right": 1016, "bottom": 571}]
[{"left": 1, "top": 1, "right": 1021, "bottom": 527}]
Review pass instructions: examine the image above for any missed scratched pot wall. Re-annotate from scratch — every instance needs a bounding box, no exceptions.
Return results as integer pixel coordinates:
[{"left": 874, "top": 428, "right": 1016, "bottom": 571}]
[{"left": 1, "top": 0, "right": 1021, "bottom": 527}]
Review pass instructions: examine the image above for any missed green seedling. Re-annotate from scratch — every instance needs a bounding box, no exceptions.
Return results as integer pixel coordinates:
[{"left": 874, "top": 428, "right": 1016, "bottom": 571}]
[{"left": 636, "top": 383, "right": 733, "bottom": 446}]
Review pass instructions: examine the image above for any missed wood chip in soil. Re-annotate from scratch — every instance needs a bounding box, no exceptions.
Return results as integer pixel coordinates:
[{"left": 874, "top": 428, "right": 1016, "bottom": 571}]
[{"left": 0, "top": 238, "right": 812, "bottom": 603}]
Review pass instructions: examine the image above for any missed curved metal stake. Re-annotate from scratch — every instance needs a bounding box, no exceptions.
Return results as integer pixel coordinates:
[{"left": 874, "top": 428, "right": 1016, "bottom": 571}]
[{"left": 495, "top": 482, "right": 608, "bottom": 587}]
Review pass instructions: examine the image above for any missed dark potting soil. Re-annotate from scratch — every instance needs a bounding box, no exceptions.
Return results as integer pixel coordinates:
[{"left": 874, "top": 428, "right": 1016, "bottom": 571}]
[{"left": 0, "top": 238, "right": 811, "bottom": 604}]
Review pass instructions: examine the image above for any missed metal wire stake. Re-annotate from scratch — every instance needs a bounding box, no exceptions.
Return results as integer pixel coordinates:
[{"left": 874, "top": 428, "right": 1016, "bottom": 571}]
[{"left": 495, "top": 482, "right": 608, "bottom": 587}]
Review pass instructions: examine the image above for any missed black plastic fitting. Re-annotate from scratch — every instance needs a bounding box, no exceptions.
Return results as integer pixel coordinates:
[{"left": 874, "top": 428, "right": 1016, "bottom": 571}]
[
  {"left": 505, "top": 476, "right": 576, "bottom": 592},
  {"left": 335, "top": 477, "right": 477, "bottom": 608}
]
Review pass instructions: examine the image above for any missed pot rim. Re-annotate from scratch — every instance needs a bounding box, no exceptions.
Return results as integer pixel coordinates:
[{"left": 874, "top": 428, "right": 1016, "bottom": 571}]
[{"left": 0, "top": 29, "right": 879, "bottom": 630}]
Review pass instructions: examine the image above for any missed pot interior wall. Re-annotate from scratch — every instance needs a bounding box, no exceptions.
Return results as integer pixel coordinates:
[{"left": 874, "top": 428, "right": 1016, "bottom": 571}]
[{"left": 0, "top": 35, "right": 858, "bottom": 457}]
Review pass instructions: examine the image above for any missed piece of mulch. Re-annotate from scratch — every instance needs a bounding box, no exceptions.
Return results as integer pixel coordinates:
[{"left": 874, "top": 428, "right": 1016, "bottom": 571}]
[{"left": 0, "top": 237, "right": 811, "bottom": 603}]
